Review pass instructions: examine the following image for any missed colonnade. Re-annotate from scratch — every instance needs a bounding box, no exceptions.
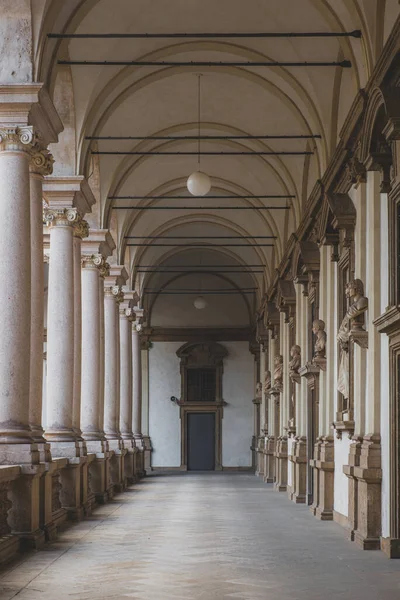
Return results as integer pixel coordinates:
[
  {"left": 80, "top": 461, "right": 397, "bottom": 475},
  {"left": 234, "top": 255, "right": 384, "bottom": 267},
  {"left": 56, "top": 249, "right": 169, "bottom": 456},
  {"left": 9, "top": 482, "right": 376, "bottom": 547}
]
[{"left": 0, "top": 85, "right": 145, "bottom": 563}]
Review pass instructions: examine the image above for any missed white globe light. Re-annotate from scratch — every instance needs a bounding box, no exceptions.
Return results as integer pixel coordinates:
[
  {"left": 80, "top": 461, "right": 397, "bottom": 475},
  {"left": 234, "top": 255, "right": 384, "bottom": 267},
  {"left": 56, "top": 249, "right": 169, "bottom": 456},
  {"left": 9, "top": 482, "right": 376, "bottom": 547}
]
[
  {"left": 193, "top": 295, "right": 207, "bottom": 310},
  {"left": 187, "top": 171, "right": 211, "bottom": 196}
]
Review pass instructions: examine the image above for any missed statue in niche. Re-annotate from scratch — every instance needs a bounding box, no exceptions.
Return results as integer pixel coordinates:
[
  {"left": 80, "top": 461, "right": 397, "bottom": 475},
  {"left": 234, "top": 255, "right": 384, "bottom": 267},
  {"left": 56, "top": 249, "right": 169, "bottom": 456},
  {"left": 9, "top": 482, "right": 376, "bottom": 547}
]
[
  {"left": 255, "top": 382, "right": 262, "bottom": 399},
  {"left": 312, "top": 319, "right": 327, "bottom": 358},
  {"left": 337, "top": 279, "right": 368, "bottom": 401},
  {"left": 289, "top": 344, "right": 301, "bottom": 382},
  {"left": 273, "top": 355, "right": 284, "bottom": 392},
  {"left": 264, "top": 371, "right": 271, "bottom": 394}
]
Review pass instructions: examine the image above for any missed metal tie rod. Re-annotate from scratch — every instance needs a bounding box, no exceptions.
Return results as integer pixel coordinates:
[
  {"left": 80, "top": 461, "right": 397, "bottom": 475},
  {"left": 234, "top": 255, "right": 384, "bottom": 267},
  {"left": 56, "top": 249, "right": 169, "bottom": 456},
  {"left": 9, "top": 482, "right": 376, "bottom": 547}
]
[
  {"left": 93, "top": 150, "right": 312, "bottom": 155},
  {"left": 143, "top": 290, "right": 257, "bottom": 295},
  {"left": 113, "top": 206, "right": 289, "bottom": 210},
  {"left": 87, "top": 134, "right": 321, "bottom": 140},
  {"left": 137, "top": 270, "right": 265, "bottom": 273},
  {"left": 136, "top": 265, "right": 267, "bottom": 269},
  {"left": 49, "top": 31, "right": 361, "bottom": 39},
  {"left": 127, "top": 243, "right": 274, "bottom": 247},
  {"left": 59, "top": 59, "right": 351, "bottom": 68},
  {"left": 109, "top": 195, "right": 294, "bottom": 199},
  {"left": 125, "top": 235, "right": 277, "bottom": 239}
]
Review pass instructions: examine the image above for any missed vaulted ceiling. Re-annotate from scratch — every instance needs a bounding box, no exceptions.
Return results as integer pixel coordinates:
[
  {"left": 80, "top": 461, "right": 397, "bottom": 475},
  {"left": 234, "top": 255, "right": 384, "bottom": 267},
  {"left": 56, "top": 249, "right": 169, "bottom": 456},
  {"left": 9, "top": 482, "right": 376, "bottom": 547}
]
[{"left": 30, "top": 0, "right": 400, "bottom": 323}]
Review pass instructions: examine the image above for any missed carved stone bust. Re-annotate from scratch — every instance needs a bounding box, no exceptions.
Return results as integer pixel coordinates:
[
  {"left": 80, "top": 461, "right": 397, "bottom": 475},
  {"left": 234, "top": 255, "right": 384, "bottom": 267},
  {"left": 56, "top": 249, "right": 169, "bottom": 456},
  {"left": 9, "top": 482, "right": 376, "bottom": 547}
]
[
  {"left": 273, "top": 355, "right": 284, "bottom": 392},
  {"left": 255, "top": 382, "right": 262, "bottom": 399},
  {"left": 264, "top": 370, "right": 271, "bottom": 393},
  {"left": 289, "top": 344, "right": 301, "bottom": 383},
  {"left": 312, "top": 319, "right": 327, "bottom": 359},
  {"left": 337, "top": 279, "right": 368, "bottom": 400}
]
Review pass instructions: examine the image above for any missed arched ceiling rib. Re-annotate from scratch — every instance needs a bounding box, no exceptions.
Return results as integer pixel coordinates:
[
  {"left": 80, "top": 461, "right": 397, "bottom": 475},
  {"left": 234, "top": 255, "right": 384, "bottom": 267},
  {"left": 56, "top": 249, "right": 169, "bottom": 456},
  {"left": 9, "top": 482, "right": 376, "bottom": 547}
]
[{"left": 34, "top": 0, "right": 400, "bottom": 307}]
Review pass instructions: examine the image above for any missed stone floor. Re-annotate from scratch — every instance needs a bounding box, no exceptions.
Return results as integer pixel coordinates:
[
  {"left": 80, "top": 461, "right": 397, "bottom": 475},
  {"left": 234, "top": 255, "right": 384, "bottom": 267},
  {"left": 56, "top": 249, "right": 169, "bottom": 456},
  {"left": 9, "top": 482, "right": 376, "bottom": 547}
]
[{"left": 1, "top": 473, "right": 400, "bottom": 599}]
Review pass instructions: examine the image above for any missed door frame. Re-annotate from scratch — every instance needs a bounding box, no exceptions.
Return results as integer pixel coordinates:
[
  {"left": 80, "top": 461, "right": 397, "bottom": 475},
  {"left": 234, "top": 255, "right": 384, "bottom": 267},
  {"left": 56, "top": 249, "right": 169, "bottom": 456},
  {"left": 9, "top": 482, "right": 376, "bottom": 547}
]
[
  {"left": 185, "top": 409, "right": 219, "bottom": 471},
  {"left": 176, "top": 342, "right": 228, "bottom": 471}
]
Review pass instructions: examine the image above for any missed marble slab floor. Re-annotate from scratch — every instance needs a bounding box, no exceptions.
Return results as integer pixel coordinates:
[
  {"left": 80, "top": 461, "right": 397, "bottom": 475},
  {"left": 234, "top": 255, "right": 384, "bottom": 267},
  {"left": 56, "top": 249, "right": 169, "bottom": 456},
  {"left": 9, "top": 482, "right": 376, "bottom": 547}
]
[{"left": 1, "top": 472, "right": 400, "bottom": 600}]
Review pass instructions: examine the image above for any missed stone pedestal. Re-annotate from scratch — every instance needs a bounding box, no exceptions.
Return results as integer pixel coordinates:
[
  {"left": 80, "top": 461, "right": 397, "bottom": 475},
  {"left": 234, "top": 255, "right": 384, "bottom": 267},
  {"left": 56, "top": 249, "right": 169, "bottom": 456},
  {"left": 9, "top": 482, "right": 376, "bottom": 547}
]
[
  {"left": 255, "top": 437, "right": 265, "bottom": 477},
  {"left": 9, "top": 465, "right": 45, "bottom": 550},
  {"left": 59, "top": 459, "right": 86, "bottom": 521},
  {"left": 353, "top": 434, "right": 382, "bottom": 550},
  {"left": 343, "top": 437, "right": 363, "bottom": 541},
  {"left": 274, "top": 436, "right": 288, "bottom": 492},
  {"left": 263, "top": 436, "right": 275, "bottom": 483},
  {"left": 315, "top": 436, "right": 334, "bottom": 520},
  {"left": 292, "top": 436, "right": 307, "bottom": 503}
]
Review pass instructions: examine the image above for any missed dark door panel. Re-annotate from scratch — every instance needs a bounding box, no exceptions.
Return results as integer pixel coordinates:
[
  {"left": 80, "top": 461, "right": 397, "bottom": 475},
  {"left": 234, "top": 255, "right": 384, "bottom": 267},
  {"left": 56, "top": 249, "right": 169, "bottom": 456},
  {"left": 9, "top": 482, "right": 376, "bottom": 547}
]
[{"left": 187, "top": 413, "right": 215, "bottom": 471}]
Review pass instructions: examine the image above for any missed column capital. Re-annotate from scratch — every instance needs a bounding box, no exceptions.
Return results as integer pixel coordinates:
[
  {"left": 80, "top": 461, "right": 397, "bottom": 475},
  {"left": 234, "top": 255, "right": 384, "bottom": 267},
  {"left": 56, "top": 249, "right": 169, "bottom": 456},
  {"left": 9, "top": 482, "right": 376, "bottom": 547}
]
[
  {"left": 105, "top": 285, "right": 124, "bottom": 303},
  {"left": 43, "top": 206, "right": 80, "bottom": 228},
  {"left": 0, "top": 126, "right": 37, "bottom": 153},
  {"left": 73, "top": 218, "right": 89, "bottom": 239},
  {"left": 30, "top": 145, "right": 54, "bottom": 177},
  {"left": 81, "top": 253, "right": 110, "bottom": 277},
  {"left": 120, "top": 306, "right": 135, "bottom": 320}
]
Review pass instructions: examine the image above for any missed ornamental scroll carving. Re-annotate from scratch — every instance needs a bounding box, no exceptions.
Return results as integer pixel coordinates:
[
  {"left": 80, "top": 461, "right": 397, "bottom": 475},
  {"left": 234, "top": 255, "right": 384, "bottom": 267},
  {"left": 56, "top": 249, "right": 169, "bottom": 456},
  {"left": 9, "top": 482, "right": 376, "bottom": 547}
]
[
  {"left": 81, "top": 254, "right": 110, "bottom": 278},
  {"left": 0, "top": 126, "right": 36, "bottom": 152},
  {"left": 30, "top": 146, "right": 54, "bottom": 176},
  {"left": 43, "top": 207, "right": 79, "bottom": 227},
  {"left": 105, "top": 285, "right": 124, "bottom": 304},
  {"left": 337, "top": 279, "right": 368, "bottom": 400}
]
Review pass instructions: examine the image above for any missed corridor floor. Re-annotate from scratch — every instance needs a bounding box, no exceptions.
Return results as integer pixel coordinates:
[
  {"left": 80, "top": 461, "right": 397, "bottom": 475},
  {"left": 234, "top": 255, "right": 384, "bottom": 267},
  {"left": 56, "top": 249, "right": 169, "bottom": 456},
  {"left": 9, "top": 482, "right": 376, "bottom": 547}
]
[{"left": 1, "top": 473, "right": 400, "bottom": 600}]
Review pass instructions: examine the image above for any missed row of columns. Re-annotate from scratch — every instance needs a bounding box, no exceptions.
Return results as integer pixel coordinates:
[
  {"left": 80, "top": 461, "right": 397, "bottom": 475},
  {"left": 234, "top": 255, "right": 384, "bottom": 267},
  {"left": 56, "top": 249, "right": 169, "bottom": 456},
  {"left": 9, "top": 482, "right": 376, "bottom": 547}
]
[{"left": 0, "top": 89, "right": 144, "bottom": 471}]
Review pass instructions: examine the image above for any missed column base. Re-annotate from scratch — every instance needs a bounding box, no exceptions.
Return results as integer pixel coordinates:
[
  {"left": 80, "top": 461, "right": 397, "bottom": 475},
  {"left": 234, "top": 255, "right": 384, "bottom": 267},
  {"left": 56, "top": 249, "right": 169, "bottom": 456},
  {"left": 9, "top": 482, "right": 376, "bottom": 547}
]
[
  {"left": 0, "top": 535, "right": 20, "bottom": 566},
  {"left": 59, "top": 458, "right": 86, "bottom": 521},
  {"left": 47, "top": 440, "right": 81, "bottom": 459},
  {"left": 264, "top": 436, "right": 275, "bottom": 483},
  {"left": 274, "top": 437, "right": 288, "bottom": 492},
  {"left": 9, "top": 464, "right": 45, "bottom": 550},
  {"left": 0, "top": 443, "right": 40, "bottom": 465}
]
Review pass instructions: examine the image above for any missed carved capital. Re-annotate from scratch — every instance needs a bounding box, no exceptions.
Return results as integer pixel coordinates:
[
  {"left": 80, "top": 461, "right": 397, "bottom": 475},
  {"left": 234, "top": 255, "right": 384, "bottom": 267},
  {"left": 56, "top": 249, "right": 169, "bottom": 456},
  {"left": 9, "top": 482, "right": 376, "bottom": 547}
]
[
  {"left": 0, "top": 126, "right": 36, "bottom": 152},
  {"left": 73, "top": 218, "right": 89, "bottom": 240},
  {"left": 81, "top": 253, "right": 110, "bottom": 277},
  {"left": 30, "top": 146, "right": 54, "bottom": 176},
  {"left": 44, "top": 207, "right": 79, "bottom": 227},
  {"left": 105, "top": 285, "right": 124, "bottom": 303}
]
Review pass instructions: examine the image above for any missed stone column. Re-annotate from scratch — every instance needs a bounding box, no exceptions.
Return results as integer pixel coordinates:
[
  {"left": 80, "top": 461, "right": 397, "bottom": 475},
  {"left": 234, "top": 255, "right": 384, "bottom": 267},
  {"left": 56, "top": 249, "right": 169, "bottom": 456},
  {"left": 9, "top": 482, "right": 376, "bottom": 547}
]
[
  {"left": 119, "top": 307, "right": 134, "bottom": 446},
  {"left": 0, "top": 127, "right": 36, "bottom": 453},
  {"left": 141, "top": 338, "right": 152, "bottom": 472},
  {"left": 44, "top": 207, "right": 80, "bottom": 455},
  {"left": 29, "top": 148, "right": 54, "bottom": 446},
  {"left": 104, "top": 285, "right": 124, "bottom": 448},
  {"left": 0, "top": 87, "right": 62, "bottom": 548},
  {"left": 80, "top": 255, "right": 108, "bottom": 450},
  {"left": 72, "top": 220, "right": 89, "bottom": 444},
  {"left": 119, "top": 306, "right": 136, "bottom": 483},
  {"left": 293, "top": 284, "right": 307, "bottom": 503},
  {"left": 132, "top": 325, "right": 143, "bottom": 445}
]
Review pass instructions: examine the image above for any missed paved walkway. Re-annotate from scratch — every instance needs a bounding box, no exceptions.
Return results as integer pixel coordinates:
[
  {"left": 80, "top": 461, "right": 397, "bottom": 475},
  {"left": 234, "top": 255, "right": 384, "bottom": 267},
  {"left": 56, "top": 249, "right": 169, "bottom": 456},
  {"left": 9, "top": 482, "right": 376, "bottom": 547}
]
[{"left": 1, "top": 473, "right": 400, "bottom": 599}]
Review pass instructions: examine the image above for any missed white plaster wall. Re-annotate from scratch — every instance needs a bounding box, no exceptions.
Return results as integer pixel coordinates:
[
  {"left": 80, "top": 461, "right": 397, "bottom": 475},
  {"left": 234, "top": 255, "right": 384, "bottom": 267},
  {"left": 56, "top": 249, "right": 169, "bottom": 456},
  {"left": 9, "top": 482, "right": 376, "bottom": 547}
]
[
  {"left": 149, "top": 342, "right": 182, "bottom": 467},
  {"left": 149, "top": 341, "right": 253, "bottom": 468},
  {"left": 221, "top": 342, "right": 254, "bottom": 468},
  {"left": 334, "top": 436, "right": 351, "bottom": 517}
]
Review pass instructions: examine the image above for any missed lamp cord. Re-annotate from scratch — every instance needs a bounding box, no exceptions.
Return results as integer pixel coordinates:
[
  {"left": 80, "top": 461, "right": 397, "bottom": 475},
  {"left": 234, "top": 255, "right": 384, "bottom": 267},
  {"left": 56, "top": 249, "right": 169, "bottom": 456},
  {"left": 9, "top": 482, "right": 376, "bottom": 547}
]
[{"left": 197, "top": 74, "right": 201, "bottom": 168}]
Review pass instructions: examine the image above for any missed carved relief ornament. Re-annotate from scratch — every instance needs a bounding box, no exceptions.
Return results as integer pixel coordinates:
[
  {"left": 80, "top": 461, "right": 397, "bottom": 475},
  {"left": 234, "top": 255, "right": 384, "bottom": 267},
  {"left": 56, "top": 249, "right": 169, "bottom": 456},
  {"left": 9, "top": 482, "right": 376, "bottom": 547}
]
[
  {"left": 81, "top": 253, "right": 110, "bottom": 278},
  {"left": 43, "top": 207, "right": 80, "bottom": 227},
  {"left": 0, "top": 126, "right": 36, "bottom": 152}
]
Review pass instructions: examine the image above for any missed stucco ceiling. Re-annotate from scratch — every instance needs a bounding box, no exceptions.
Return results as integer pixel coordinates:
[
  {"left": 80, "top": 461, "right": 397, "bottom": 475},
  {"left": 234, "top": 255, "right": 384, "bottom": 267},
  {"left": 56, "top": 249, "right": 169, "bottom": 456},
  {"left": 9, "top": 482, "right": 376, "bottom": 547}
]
[{"left": 33, "top": 0, "right": 400, "bottom": 314}]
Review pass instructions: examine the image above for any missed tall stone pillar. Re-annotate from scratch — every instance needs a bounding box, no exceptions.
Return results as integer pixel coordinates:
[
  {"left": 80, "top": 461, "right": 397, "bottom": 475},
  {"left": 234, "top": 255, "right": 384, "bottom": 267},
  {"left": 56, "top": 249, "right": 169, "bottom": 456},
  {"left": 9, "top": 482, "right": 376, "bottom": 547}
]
[
  {"left": 72, "top": 221, "right": 89, "bottom": 444},
  {"left": 119, "top": 307, "right": 134, "bottom": 446},
  {"left": 132, "top": 325, "right": 143, "bottom": 445},
  {"left": 43, "top": 177, "right": 94, "bottom": 459},
  {"left": 0, "top": 127, "right": 36, "bottom": 453},
  {"left": 29, "top": 149, "right": 53, "bottom": 447},
  {"left": 140, "top": 335, "right": 152, "bottom": 472},
  {"left": 80, "top": 254, "right": 108, "bottom": 449},
  {"left": 0, "top": 85, "right": 62, "bottom": 548},
  {"left": 104, "top": 285, "right": 124, "bottom": 447},
  {"left": 119, "top": 305, "right": 136, "bottom": 483}
]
